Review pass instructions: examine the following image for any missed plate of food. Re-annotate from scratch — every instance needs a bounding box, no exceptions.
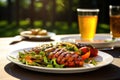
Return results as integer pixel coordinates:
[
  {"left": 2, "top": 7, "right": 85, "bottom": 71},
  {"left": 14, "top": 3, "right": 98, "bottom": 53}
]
[
  {"left": 7, "top": 42, "right": 113, "bottom": 73},
  {"left": 60, "top": 35, "right": 117, "bottom": 49},
  {"left": 20, "top": 29, "right": 56, "bottom": 40}
]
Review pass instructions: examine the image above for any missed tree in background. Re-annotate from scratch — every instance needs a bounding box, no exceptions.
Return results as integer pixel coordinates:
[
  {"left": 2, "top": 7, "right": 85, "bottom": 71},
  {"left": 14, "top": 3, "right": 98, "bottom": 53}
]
[{"left": 0, "top": 0, "right": 113, "bottom": 37}]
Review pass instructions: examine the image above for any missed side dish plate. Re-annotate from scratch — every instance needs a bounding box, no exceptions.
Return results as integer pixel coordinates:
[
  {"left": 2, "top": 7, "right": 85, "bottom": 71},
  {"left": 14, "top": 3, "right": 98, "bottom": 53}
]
[
  {"left": 20, "top": 31, "right": 56, "bottom": 40},
  {"left": 60, "top": 35, "right": 118, "bottom": 49}
]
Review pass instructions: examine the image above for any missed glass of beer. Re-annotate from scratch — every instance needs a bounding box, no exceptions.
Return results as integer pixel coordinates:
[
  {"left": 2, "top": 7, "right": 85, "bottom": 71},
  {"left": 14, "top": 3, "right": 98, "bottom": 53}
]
[
  {"left": 77, "top": 8, "right": 99, "bottom": 41},
  {"left": 109, "top": 5, "right": 120, "bottom": 40}
]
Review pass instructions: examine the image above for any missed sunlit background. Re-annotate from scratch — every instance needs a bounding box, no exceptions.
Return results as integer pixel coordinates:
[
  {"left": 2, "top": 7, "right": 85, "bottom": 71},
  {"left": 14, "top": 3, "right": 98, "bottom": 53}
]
[{"left": 0, "top": 0, "right": 118, "bottom": 37}]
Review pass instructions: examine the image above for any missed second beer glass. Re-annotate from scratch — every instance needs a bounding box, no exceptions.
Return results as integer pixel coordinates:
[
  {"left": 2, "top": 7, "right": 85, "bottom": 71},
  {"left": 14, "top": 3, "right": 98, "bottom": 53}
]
[{"left": 109, "top": 5, "right": 120, "bottom": 40}]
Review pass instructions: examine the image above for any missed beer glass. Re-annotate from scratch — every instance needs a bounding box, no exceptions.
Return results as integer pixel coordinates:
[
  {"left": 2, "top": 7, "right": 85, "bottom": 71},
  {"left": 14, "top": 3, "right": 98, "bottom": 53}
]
[
  {"left": 109, "top": 5, "right": 120, "bottom": 40},
  {"left": 77, "top": 8, "right": 99, "bottom": 41}
]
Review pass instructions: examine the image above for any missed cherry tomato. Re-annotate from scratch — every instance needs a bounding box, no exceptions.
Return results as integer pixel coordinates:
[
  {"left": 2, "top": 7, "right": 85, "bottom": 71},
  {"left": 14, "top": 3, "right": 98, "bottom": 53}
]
[
  {"left": 90, "top": 48, "right": 98, "bottom": 57},
  {"left": 80, "top": 47, "right": 89, "bottom": 54}
]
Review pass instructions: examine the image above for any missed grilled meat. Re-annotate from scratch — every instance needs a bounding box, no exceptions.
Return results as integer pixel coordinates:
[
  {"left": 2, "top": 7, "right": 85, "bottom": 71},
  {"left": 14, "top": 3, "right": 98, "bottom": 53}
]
[{"left": 29, "top": 42, "right": 98, "bottom": 67}]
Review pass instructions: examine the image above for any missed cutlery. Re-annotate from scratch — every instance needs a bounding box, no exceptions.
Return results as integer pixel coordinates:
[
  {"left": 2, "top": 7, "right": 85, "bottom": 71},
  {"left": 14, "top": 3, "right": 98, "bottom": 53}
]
[{"left": 9, "top": 36, "right": 25, "bottom": 45}]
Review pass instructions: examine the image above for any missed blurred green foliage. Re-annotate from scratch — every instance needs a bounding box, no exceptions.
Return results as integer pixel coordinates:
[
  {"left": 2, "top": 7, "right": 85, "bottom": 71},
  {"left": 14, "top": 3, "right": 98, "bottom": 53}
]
[
  {"left": 0, "top": 20, "right": 79, "bottom": 37},
  {"left": 0, "top": 20, "right": 109, "bottom": 37},
  {"left": 0, "top": 0, "right": 110, "bottom": 37}
]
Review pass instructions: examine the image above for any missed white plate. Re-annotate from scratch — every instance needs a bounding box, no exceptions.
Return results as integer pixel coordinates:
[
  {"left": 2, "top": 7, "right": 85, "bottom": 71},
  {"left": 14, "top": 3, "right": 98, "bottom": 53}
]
[
  {"left": 60, "top": 35, "right": 117, "bottom": 49},
  {"left": 20, "top": 31, "right": 56, "bottom": 40},
  {"left": 7, "top": 48, "right": 113, "bottom": 73}
]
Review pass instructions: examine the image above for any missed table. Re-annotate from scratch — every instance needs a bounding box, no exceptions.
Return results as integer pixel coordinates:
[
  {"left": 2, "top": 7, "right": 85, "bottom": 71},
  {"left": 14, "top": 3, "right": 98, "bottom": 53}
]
[{"left": 0, "top": 34, "right": 120, "bottom": 80}]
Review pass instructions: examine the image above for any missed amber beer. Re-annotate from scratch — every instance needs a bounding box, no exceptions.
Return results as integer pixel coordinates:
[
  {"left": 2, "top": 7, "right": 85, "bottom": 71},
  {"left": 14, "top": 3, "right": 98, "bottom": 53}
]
[
  {"left": 78, "top": 15, "right": 98, "bottom": 41},
  {"left": 77, "top": 9, "right": 99, "bottom": 41},
  {"left": 110, "top": 15, "right": 120, "bottom": 38},
  {"left": 109, "top": 5, "right": 120, "bottom": 38}
]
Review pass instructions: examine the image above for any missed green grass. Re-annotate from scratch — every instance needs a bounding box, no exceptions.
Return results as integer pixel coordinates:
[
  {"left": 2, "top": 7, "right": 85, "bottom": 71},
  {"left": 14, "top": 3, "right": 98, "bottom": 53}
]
[
  {"left": 0, "top": 20, "right": 110, "bottom": 37},
  {"left": 97, "top": 23, "right": 110, "bottom": 33}
]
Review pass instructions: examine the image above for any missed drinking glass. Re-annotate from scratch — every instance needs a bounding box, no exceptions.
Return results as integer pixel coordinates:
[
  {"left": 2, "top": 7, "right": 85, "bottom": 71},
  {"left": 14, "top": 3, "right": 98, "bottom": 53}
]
[
  {"left": 109, "top": 5, "right": 120, "bottom": 40},
  {"left": 77, "top": 8, "right": 99, "bottom": 41}
]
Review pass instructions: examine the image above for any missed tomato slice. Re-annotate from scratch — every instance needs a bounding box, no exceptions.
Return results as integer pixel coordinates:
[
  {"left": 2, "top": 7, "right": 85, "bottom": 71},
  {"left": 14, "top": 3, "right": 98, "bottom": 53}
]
[{"left": 81, "top": 51, "right": 90, "bottom": 60}]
